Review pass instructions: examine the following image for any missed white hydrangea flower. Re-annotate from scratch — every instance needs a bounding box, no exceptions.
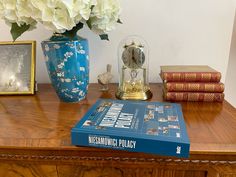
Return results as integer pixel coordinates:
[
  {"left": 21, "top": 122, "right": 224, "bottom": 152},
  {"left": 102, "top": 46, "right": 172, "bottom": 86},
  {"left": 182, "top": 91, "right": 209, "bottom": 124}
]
[
  {"left": 90, "top": 0, "right": 121, "bottom": 34},
  {"left": 0, "top": 1, "right": 3, "bottom": 18},
  {"left": 0, "top": 0, "right": 37, "bottom": 28},
  {"left": 0, "top": 0, "right": 17, "bottom": 22},
  {"left": 61, "top": 0, "right": 97, "bottom": 22},
  {"left": 0, "top": 0, "right": 121, "bottom": 39},
  {"left": 29, "top": 0, "right": 97, "bottom": 33},
  {"left": 30, "top": 0, "right": 75, "bottom": 33}
]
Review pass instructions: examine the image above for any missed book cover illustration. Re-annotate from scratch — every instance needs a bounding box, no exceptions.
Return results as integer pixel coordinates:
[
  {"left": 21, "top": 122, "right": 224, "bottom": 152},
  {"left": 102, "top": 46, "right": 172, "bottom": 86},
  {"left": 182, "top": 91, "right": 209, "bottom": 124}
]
[{"left": 71, "top": 99, "right": 190, "bottom": 158}]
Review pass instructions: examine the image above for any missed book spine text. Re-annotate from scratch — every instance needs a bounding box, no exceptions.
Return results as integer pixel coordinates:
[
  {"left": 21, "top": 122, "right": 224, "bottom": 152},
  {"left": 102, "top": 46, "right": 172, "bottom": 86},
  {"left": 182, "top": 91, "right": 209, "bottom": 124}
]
[
  {"left": 71, "top": 131, "right": 190, "bottom": 158},
  {"left": 161, "top": 72, "right": 221, "bottom": 82},
  {"left": 165, "top": 82, "right": 225, "bottom": 92},
  {"left": 164, "top": 92, "right": 224, "bottom": 102}
]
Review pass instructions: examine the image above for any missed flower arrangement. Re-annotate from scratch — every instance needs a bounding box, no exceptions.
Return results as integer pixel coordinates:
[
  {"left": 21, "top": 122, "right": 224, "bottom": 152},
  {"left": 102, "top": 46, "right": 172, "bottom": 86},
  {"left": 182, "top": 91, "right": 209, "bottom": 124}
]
[{"left": 0, "top": 0, "right": 121, "bottom": 40}]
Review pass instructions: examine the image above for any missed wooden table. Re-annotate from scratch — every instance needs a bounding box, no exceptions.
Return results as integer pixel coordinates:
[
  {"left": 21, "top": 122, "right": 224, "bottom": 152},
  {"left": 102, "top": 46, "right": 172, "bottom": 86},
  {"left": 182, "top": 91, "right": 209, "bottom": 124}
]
[{"left": 0, "top": 84, "right": 235, "bottom": 177}]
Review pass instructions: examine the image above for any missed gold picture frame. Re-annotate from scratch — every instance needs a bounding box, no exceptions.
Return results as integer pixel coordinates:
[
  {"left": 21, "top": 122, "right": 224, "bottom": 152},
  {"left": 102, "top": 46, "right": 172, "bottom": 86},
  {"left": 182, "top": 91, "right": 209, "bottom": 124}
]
[{"left": 0, "top": 41, "right": 36, "bottom": 95}]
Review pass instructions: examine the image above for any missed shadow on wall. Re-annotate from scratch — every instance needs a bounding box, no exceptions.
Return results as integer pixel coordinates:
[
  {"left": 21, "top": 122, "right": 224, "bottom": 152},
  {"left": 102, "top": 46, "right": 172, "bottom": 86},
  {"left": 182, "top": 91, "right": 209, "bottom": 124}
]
[{"left": 225, "top": 10, "right": 236, "bottom": 108}]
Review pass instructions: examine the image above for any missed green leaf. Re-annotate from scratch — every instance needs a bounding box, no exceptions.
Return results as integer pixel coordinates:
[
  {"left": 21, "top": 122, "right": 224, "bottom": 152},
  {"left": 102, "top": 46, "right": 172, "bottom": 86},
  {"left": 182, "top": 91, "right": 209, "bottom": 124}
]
[
  {"left": 99, "top": 34, "right": 109, "bottom": 41},
  {"left": 117, "top": 19, "right": 123, "bottom": 24},
  {"left": 62, "top": 22, "right": 84, "bottom": 39},
  {"left": 91, "top": 5, "right": 95, "bottom": 10},
  {"left": 86, "top": 20, "right": 92, "bottom": 29},
  {"left": 10, "top": 23, "right": 30, "bottom": 41}
]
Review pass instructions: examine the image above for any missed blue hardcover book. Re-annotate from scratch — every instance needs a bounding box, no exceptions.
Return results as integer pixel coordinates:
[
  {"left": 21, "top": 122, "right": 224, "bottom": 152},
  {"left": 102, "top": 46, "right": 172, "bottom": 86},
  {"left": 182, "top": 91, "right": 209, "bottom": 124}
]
[{"left": 71, "top": 99, "right": 190, "bottom": 158}]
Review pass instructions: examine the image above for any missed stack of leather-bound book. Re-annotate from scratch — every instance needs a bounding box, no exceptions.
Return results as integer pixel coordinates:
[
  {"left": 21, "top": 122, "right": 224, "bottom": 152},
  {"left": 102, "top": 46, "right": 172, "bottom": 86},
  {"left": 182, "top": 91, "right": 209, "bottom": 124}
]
[{"left": 160, "top": 65, "right": 225, "bottom": 102}]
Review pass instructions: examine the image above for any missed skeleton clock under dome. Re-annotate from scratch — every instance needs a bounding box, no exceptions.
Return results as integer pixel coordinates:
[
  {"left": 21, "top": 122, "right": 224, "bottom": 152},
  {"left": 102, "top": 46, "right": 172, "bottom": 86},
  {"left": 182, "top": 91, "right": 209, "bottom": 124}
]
[{"left": 116, "top": 36, "right": 152, "bottom": 100}]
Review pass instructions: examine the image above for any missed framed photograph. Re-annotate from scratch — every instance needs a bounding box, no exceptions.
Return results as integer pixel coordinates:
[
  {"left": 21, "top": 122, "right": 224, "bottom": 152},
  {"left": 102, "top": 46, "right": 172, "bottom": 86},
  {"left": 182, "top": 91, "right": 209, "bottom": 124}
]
[{"left": 0, "top": 41, "right": 36, "bottom": 95}]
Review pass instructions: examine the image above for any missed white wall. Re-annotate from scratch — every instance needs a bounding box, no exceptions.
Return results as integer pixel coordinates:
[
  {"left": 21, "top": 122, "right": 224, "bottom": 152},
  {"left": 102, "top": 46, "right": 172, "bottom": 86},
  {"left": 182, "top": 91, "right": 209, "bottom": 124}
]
[
  {"left": 0, "top": 0, "right": 235, "bottom": 84},
  {"left": 225, "top": 12, "right": 236, "bottom": 108}
]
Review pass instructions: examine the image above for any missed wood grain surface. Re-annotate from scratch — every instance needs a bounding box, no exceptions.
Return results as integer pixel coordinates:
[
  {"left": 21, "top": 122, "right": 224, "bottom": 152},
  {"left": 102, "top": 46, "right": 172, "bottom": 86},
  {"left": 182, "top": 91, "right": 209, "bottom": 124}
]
[{"left": 0, "top": 83, "right": 235, "bottom": 177}]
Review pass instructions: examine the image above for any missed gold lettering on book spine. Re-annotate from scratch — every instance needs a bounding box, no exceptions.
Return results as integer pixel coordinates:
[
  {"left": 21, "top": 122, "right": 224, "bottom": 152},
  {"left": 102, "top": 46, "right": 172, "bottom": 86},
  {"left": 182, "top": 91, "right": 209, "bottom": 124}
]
[
  {"left": 166, "top": 83, "right": 225, "bottom": 92},
  {"left": 165, "top": 92, "right": 224, "bottom": 102},
  {"left": 163, "top": 72, "right": 221, "bottom": 82}
]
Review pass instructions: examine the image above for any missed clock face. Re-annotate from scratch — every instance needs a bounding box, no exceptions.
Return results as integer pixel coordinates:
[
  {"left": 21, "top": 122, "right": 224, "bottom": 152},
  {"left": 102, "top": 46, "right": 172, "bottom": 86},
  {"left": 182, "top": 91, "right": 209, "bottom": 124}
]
[{"left": 122, "top": 45, "right": 145, "bottom": 69}]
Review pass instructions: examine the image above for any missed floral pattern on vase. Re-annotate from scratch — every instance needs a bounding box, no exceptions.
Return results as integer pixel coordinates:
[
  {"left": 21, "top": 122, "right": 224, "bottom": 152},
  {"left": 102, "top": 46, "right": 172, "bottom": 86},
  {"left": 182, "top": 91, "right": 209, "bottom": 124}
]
[{"left": 41, "top": 35, "right": 89, "bottom": 102}]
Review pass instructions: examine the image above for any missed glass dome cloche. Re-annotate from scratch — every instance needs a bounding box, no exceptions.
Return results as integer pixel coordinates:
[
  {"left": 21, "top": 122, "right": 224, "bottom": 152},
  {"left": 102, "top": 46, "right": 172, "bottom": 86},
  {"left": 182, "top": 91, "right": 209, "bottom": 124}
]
[{"left": 116, "top": 36, "right": 152, "bottom": 100}]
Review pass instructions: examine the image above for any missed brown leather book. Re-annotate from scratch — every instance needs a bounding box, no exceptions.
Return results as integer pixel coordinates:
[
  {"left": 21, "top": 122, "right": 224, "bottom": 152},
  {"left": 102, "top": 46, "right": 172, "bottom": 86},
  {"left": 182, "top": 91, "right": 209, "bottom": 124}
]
[
  {"left": 163, "top": 91, "right": 224, "bottom": 102},
  {"left": 164, "top": 82, "right": 225, "bottom": 93},
  {"left": 160, "top": 65, "right": 221, "bottom": 82}
]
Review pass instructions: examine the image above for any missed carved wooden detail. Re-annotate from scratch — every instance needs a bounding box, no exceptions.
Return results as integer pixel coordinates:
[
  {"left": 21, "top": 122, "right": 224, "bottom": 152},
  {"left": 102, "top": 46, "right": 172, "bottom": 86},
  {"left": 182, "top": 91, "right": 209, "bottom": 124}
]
[{"left": 0, "top": 153, "right": 236, "bottom": 166}]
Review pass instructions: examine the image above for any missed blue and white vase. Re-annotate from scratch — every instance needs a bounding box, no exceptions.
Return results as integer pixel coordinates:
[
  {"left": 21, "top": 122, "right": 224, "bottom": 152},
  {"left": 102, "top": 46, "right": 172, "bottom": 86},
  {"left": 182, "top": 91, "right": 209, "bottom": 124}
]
[{"left": 41, "top": 34, "right": 89, "bottom": 102}]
